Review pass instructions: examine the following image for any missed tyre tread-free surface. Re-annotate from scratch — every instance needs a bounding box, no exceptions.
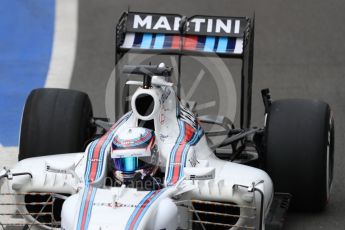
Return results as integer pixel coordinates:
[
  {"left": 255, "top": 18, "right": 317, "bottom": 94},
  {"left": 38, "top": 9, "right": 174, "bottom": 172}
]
[
  {"left": 19, "top": 88, "right": 94, "bottom": 160},
  {"left": 265, "top": 99, "right": 333, "bottom": 211}
]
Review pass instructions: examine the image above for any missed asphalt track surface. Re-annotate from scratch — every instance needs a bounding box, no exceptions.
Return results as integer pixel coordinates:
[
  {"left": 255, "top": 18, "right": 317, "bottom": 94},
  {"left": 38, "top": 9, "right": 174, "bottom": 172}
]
[{"left": 49, "top": 0, "right": 345, "bottom": 229}]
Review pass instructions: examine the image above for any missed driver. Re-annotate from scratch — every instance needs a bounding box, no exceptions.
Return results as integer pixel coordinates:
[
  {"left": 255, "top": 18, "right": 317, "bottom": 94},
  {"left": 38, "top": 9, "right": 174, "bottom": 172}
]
[{"left": 111, "top": 127, "right": 162, "bottom": 190}]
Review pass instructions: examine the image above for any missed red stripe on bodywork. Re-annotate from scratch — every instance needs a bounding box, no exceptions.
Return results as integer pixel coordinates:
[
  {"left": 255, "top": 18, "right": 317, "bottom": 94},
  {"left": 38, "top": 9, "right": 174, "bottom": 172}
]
[
  {"left": 87, "top": 121, "right": 120, "bottom": 182},
  {"left": 171, "top": 124, "right": 194, "bottom": 184},
  {"left": 171, "top": 35, "right": 180, "bottom": 49},
  {"left": 129, "top": 191, "right": 160, "bottom": 230},
  {"left": 89, "top": 136, "right": 107, "bottom": 182},
  {"left": 80, "top": 187, "right": 93, "bottom": 230},
  {"left": 183, "top": 35, "right": 198, "bottom": 50}
]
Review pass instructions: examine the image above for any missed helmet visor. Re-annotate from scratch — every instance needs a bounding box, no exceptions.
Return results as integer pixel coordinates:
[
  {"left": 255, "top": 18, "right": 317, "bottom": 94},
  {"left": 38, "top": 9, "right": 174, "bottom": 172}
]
[{"left": 114, "top": 157, "right": 138, "bottom": 173}]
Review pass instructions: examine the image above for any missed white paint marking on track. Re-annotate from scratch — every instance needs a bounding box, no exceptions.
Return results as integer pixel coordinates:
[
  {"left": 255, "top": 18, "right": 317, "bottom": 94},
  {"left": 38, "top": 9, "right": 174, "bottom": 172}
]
[
  {"left": 0, "top": 146, "right": 18, "bottom": 168},
  {"left": 45, "top": 0, "right": 79, "bottom": 88}
]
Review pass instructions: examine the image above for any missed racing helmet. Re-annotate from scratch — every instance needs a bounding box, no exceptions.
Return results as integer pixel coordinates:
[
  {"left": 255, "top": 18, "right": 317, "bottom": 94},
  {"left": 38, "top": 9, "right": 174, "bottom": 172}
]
[{"left": 111, "top": 127, "right": 159, "bottom": 183}]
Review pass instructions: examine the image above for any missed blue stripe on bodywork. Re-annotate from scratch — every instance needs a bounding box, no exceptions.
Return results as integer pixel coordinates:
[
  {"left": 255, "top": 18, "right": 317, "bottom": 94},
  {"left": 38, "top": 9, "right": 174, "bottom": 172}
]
[
  {"left": 84, "top": 187, "right": 97, "bottom": 229},
  {"left": 132, "top": 189, "right": 166, "bottom": 230},
  {"left": 125, "top": 189, "right": 166, "bottom": 230},
  {"left": 76, "top": 187, "right": 92, "bottom": 229},
  {"left": 84, "top": 140, "right": 98, "bottom": 182},
  {"left": 216, "top": 37, "right": 228, "bottom": 53},
  {"left": 163, "top": 35, "right": 173, "bottom": 48},
  {"left": 179, "top": 127, "right": 203, "bottom": 178},
  {"left": 204, "top": 36, "right": 215, "bottom": 52},
  {"left": 166, "top": 122, "right": 204, "bottom": 184},
  {"left": 213, "top": 37, "right": 220, "bottom": 51},
  {"left": 95, "top": 133, "right": 114, "bottom": 179},
  {"left": 77, "top": 113, "right": 132, "bottom": 228},
  {"left": 141, "top": 33, "right": 153, "bottom": 49},
  {"left": 227, "top": 37, "right": 237, "bottom": 52},
  {"left": 125, "top": 191, "right": 154, "bottom": 229},
  {"left": 153, "top": 34, "right": 165, "bottom": 49},
  {"left": 166, "top": 120, "right": 184, "bottom": 183},
  {"left": 0, "top": 0, "right": 55, "bottom": 146},
  {"left": 84, "top": 112, "right": 132, "bottom": 184},
  {"left": 196, "top": 36, "right": 206, "bottom": 50},
  {"left": 133, "top": 33, "right": 143, "bottom": 48}
]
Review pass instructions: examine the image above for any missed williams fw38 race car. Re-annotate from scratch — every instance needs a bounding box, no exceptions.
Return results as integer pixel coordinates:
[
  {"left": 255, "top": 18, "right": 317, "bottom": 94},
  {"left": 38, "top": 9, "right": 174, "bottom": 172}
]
[{"left": 0, "top": 12, "right": 335, "bottom": 230}]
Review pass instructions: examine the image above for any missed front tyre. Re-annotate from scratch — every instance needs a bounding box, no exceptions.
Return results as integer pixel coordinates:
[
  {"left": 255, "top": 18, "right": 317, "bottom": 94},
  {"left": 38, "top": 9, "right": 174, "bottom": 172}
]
[
  {"left": 265, "top": 99, "right": 334, "bottom": 211},
  {"left": 19, "top": 88, "right": 94, "bottom": 161}
]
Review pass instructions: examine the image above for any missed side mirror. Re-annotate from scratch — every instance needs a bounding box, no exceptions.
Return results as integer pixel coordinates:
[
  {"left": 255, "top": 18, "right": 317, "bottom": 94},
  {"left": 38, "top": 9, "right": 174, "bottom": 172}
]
[{"left": 183, "top": 167, "right": 215, "bottom": 180}]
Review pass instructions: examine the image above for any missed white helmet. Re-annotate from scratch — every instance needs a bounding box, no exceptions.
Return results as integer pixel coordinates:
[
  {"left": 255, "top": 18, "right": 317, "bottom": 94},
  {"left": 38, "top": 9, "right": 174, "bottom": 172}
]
[{"left": 111, "top": 127, "right": 159, "bottom": 183}]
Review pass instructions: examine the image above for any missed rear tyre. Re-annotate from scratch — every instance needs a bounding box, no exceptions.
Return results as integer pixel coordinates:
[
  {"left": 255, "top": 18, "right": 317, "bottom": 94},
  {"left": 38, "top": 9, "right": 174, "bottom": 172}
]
[
  {"left": 19, "top": 88, "right": 94, "bottom": 161},
  {"left": 265, "top": 99, "right": 334, "bottom": 211}
]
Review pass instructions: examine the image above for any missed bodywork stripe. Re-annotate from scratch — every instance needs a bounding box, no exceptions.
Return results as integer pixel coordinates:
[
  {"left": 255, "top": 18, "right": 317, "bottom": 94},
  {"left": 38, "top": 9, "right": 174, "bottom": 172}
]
[
  {"left": 125, "top": 189, "right": 166, "bottom": 230},
  {"left": 84, "top": 112, "right": 131, "bottom": 184},
  {"left": 141, "top": 33, "right": 152, "bottom": 49},
  {"left": 77, "top": 112, "right": 132, "bottom": 229},
  {"left": 171, "top": 35, "right": 181, "bottom": 49},
  {"left": 153, "top": 34, "right": 165, "bottom": 49},
  {"left": 204, "top": 36, "right": 215, "bottom": 52},
  {"left": 120, "top": 33, "right": 243, "bottom": 54},
  {"left": 183, "top": 35, "right": 198, "bottom": 50},
  {"left": 77, "top": 186, "right": 97, "bottom": 230},
  {"left": 217, "top": 37, "right": 228, "bottom": 53},
  {"left": 166, "top": 121, "right": 203, "bottom": 185}
]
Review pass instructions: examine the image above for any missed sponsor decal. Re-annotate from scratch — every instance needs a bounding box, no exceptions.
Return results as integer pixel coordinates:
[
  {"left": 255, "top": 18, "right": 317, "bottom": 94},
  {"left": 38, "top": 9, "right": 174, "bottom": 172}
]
[
  {"left": 127, "top": 13, "right": 246, "bottom": 37},
  {"left": 159, "top": 134, "right": 169, "bottom": 142},
  {"left": 188, "top": 150, "right": 199, "bottom": 167},
  {"left": 160, "top": 87, "right": 171, "bottom": 104},
  {"left": 179, "top": 104, "right": 198, "bottom": 130}
]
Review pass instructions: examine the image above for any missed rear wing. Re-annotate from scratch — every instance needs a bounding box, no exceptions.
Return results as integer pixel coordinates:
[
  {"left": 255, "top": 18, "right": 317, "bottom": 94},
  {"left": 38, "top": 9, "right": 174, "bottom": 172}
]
[
  {"left": 116, "top": 12, "right": 249, "bottom": 56},
  {"left": 115, "top": 12, "right": 255, "bottom": 128}
]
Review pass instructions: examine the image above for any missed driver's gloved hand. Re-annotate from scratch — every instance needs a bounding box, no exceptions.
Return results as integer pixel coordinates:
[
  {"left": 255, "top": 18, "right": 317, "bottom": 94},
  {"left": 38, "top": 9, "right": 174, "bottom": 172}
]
[{"left": 132, "top": 172, "right": 163, "bottom": 191}]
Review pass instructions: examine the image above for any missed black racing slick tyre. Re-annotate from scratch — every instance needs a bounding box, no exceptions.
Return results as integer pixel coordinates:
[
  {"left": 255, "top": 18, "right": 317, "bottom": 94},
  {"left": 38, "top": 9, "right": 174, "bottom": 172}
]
[
  {"left": 19, "top": 88, "right": 95, "bottom": 161},
  {"left": 265, "top": 99, "right": 334, "bottom": 211}
]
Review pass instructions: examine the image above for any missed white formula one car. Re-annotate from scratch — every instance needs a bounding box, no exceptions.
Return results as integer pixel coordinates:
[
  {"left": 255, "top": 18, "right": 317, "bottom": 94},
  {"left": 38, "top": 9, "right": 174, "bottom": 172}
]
[{"left": 0, "top": 12, "right": 334, "bottom": 230}]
